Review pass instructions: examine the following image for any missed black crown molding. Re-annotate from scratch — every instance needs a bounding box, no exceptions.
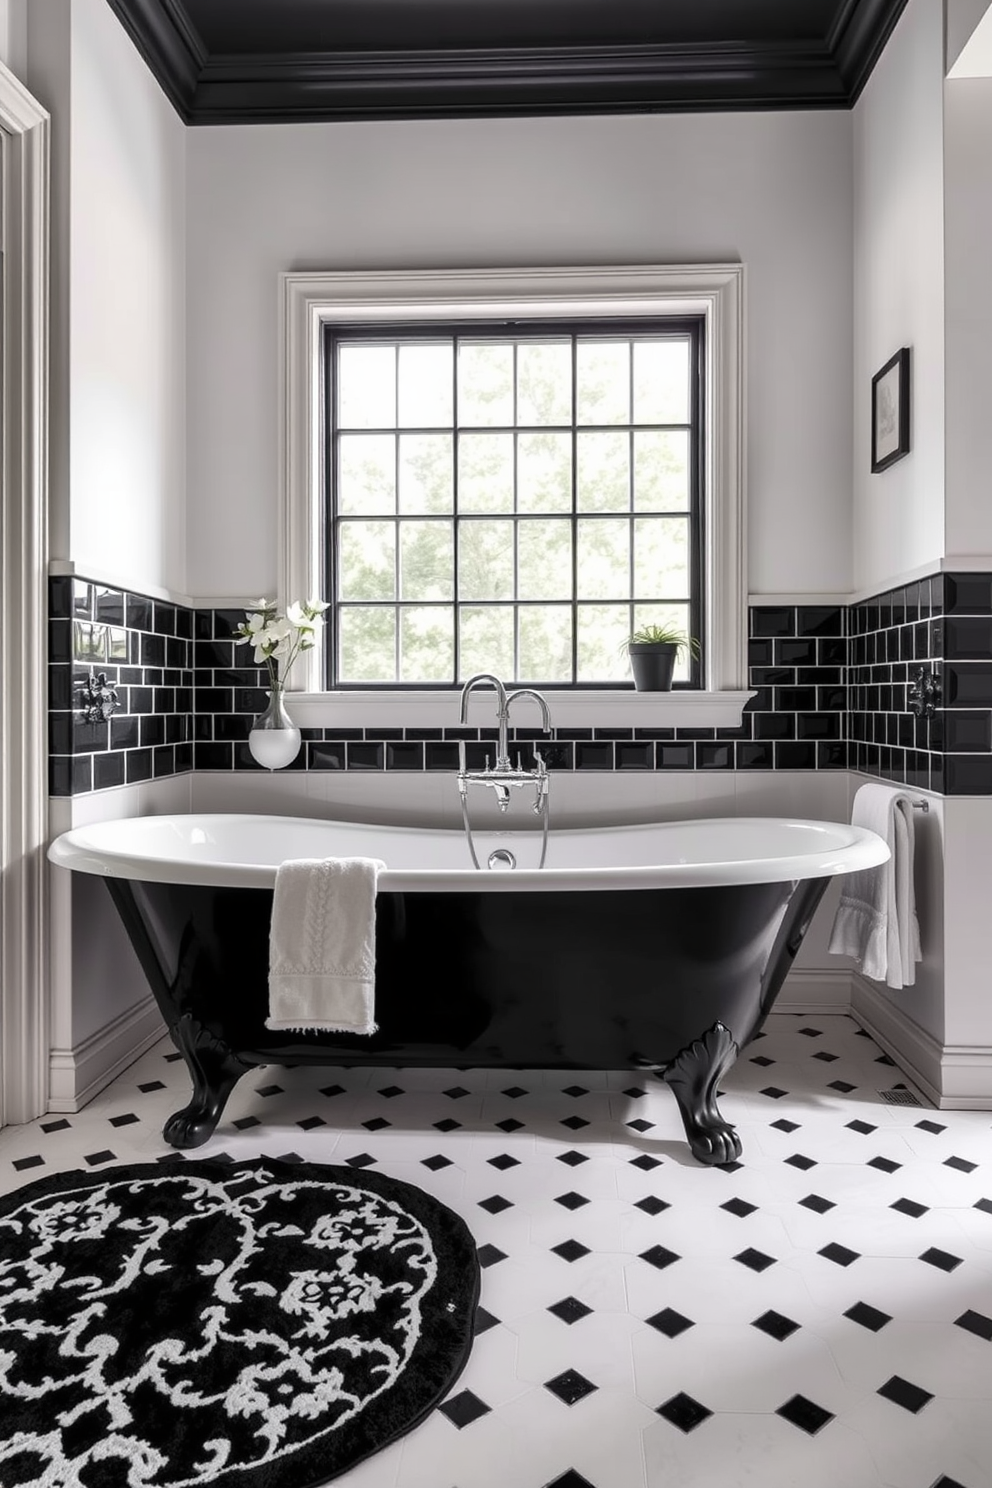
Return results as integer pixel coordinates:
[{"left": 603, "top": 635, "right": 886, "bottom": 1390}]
[
  {"left": 105, "top": 0, "right": 910, "bottom": 125},
  {"left": 829, "top": 0, "right": 911, "bottom": 101}
]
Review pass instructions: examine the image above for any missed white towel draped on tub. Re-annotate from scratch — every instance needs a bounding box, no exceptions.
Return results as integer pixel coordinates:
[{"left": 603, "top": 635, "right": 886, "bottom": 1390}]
[
  {"left": 267, "top": 856, "right": 386, "bottom": 1035},
  {"left": 828, "top": 783, "right": 922, "bottom": 989}
]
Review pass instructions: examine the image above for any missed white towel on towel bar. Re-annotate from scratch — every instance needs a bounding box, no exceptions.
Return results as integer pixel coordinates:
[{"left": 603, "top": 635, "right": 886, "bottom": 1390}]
[
  {"left": 828, "top": 783, "right": 922, "bottom": 989},
  {"left": 267, "top": 856, "right": 385, "bottom": 1035}
]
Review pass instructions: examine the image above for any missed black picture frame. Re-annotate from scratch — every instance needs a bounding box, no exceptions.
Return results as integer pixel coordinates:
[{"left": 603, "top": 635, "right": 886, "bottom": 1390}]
[{"left": 871, "top": 347, "right": 911, "bottom": 473}]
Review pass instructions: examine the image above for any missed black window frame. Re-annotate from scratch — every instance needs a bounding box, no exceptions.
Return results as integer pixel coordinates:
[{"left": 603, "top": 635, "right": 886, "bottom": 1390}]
[{"left": 322, "top": 314, "right": 704, "bottom": 690}]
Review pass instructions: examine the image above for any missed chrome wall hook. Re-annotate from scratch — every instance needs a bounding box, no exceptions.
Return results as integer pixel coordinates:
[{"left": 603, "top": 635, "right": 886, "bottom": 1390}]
[
  {"left": 79, "top": 671, "right": 119, "bottom": 724},
  {"left": 908, "top": 666, "right": 941, "bottom": 719}
]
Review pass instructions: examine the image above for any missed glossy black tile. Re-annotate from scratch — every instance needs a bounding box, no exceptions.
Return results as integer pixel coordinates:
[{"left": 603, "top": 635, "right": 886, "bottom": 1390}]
[
  {"left": 386, "top": 742, "right": 424, "bottom": 769},
  {"left": 750, "top": 607, "right": 795, "bottom": 637},
  {"left": 943, "top": 573, "right": 992, "bottom": 614},
  {"left": 575, "top": 742, "right": 614, "bottom": 770},
  {"left": 347, "top": 742, "right": 384, "bottom": 770},
  {"left": 796, "top": 606, "right": 843, "bottom": 636},
  {"left": 93, "top": 751, "right": 126, "bottom": 791},
  {"left": 737, "top": 742, "right": 773, "bottom": 769}
]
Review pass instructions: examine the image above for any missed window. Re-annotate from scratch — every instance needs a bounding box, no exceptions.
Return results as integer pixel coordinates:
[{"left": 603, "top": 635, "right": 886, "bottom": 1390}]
[
  {"left": 281, "top": 266, "right": 747, "bottom": 727},
  {"left": 325, "top": 319, "right": 702, "bottom": 688}
]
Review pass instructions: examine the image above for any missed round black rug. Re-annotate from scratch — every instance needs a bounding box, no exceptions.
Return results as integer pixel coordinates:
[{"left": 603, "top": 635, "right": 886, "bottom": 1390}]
[{"left": 0, "top": 1156, "right": 480, "bottom": 1487}]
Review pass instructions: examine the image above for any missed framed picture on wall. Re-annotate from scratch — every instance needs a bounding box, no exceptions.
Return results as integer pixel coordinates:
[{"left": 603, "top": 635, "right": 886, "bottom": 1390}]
[{"left": 871, "top": 347, "right": 911, "bottom": 473}]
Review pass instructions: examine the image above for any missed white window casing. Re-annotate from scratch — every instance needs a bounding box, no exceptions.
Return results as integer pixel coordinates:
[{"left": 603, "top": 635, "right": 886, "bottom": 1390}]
[{"left": 280, "top": 264, "right": 750, "bottom": 727}]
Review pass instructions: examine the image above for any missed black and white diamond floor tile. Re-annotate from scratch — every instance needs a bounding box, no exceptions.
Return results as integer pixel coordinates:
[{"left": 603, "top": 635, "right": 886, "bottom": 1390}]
[{"left": 2, "top": 1012, "right": 991, "bottom": 1488}]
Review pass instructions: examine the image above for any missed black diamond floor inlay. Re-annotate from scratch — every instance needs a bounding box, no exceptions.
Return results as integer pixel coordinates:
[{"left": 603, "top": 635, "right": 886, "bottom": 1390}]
[
  {"left": 844, "top": 1301, "right": 892, "bottom": 1331},
  {"left": 770, "top": 1118, "right": 800, "bottom": 1132},
  {"left": 752, "top": 1309, "right": 800, "bottom": 1341},
  {"left": 478, "top": 1194, "right": 513, "bottom": 1214},
  {"left": 891, "top": 1197, "right": 929, "bottom": 1218},
  {"left": 555, "top": 1191, "right": 589, "bottom": 1210},
  {"left": 557, "top": 1150, "right": 589, "bottom": 1167},
  {"left": 552, "top": 1240, "right": 591, "bottom": 1263},
  {"left": 635, "top": 1195, "right": 670, "bottom": 1216},
  {"left": 629, "top": 1154, "right": 662, "bottom": 1171},
  {"left": 544, "top": 1369, "right": 597, "bottom": 1405},
  {"left": 721, "top": 1197, "right": 757, "bottom": 1218},
  {"left": 868, "top": 1156, "right": 902, "bottom": 1173},
  {"left": 734, "top": 1247, "right": 776, "bottom": 1272},
  {"left": 819, "top": 1242, "right": 860, "bottom": 1267},
  {"left": 646, "top": 1308, "right": 695, "bottom": 1338},
  {"left": 476, "top": 1244, "right": 507, "bottom": 1268},
  {"left": 474, "top": 1306, "right": 500, "bottom": 1334},
  {"left": 640, "top": 1244, "right": 680, "bottom": 1270},
  {"left": 438, "top": 1389, "right": 492, "bottom": 1428},
  {"left": 776, "top": 1394, "right": 834, "bottom": 1434},
  {"left": 488, "top": 1153, "right": 520, "bottom": 1170},
  {"left": 799, "top": 1194, "right": 836, "bottom": 1213},
  {"left": 846, "top": 1119, "right": 877, "bottom": 1135},
  {"left": 920, "top": 1247, "right": 963, "bottom": 1272},
  {"left": 877, "top": 1375, "right": 934, "bottom": 1413},
  {"left": 954, "top": 1309, "right": 992, "bottom": 1342},
  {"left": 548, "top": 1296, "right": 593, "bottom": 1325},
  {"left": 109, "top": 1113, "right": 139, "bottom": 1128},
  {"left": 656, "top": 1392, "right": 712, "bottom": 1432},
  {"left": 945, "top": 1155, "right": 978, "bottom": 1173}
]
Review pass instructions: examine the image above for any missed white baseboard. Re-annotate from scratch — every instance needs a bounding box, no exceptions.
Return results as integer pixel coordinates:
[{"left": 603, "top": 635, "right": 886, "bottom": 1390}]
[
  {"left": 776, "top": 968, "right": 853, "bottom": 1014},
  {"left": 850, "top": 972, "right": 992, "bottom": 1108},
  {"left": 48, "top": 995, "right": 167, "bottom": 1112}
]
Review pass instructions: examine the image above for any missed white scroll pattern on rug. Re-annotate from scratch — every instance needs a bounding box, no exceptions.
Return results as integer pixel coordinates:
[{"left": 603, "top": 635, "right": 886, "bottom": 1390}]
[{"left": 0, "top": 1165, "right": 439, "bottom": 1486}]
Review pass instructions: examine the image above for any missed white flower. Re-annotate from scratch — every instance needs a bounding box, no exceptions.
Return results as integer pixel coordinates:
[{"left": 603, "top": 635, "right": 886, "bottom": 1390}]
[{"left": 236, "top": 597, "right": 328, "bottom": 687}]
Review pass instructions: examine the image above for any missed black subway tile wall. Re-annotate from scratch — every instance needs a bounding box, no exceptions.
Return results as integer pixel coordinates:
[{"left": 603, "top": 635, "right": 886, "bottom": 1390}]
[
  {"left": 49, "top": 577, "right": 194, "bottom": 797},
  {"left": 47, "top": 574, "right": 992, "bottom": 795}
]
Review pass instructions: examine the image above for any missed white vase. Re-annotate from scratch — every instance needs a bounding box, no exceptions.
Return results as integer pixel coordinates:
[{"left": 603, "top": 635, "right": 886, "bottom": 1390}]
[{"left": 248, "top": 688, "right": 301, "bottom": 770}]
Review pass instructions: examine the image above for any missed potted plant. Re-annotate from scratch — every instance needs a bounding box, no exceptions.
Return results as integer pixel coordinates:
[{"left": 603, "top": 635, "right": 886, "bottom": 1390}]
[{"left": 621, "top": 623, "right": 700, "bottom": 692}]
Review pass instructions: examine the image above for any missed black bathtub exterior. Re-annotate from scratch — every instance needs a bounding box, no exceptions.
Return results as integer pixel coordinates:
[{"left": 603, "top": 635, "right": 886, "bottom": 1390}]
[{"left": 107, "top": 872, "right": 830, "bottom": 1166}]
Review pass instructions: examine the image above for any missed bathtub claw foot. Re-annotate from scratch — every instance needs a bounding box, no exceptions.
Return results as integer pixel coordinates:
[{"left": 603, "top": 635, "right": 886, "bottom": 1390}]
[
  {"left": 164, "top": 1014, "right": 252, "bottom": 1150},
  {"left": 661, "top": 1020, "right": 741, "bottom": 1166}
]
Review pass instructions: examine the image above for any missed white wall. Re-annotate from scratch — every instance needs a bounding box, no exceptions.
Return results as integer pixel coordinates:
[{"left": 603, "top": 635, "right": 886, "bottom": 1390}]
[
  {"left": 947, "top": 0, "right": 992, "bottom": 72},
  {"left": 0, "top": 0, "right": 27, "bottom": 77},
  {"left": 943, "top": 75, "right": 992, "bottom": 559},
  {"left": 852, "top": 0, "right": 946, "bottom": 595},
  {"left": 66, "top": 0, "right": 187, "bottom": 596},
  {"left": 185, "top": 110, "right": 853, "bottom": 601}
]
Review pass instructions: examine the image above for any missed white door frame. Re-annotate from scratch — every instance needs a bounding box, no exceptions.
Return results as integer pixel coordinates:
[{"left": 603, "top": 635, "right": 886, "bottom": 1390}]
[{"left": 0, "top": 60, "right": 49, "bottom": 1127}]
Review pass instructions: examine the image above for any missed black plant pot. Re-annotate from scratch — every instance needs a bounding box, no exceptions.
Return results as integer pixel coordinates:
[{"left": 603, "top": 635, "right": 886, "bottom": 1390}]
[{"left": 628, "top": 642, "right": 677, "bottom": 691}]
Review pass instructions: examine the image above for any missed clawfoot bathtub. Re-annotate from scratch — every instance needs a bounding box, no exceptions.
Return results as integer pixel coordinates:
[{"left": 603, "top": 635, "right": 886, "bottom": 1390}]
[{"left": 49, "top": 814, "right": 888, "bottom": 1165}]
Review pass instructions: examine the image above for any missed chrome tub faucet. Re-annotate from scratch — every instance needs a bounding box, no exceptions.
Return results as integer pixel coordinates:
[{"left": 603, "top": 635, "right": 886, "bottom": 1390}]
[{"left": 456, "top": 673, "right": 553, "bottom": 868}]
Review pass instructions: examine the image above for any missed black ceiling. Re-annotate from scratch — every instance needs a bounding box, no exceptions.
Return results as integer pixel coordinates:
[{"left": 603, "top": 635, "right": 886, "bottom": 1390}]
[{"left": 106, "top": 0, "right": 910, "bottom": 125}]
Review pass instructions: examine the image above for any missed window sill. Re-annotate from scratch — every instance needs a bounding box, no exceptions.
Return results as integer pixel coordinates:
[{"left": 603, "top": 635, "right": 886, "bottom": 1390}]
[{"left": 288, "top": 690, "right": 756, "bottom": 731}]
